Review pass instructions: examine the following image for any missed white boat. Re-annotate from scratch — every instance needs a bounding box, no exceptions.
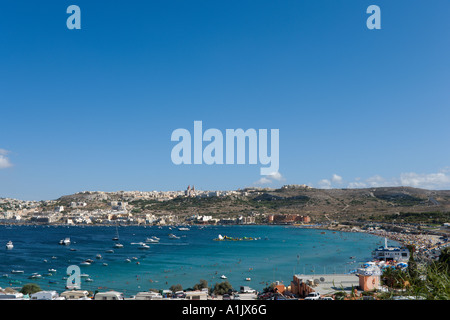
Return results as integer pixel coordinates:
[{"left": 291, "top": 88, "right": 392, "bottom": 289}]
[
  {"left": 178, "top": 227, "right": 190, "bottom": 231},
  {"left": 138, "top": 243, "right": 150, "bottom": 250},
  {"left": 48, "top": 269, "right": 57, "bottom": 273},
  {"left": 245, "top": 278, "right": 251, "bottom": 281},
  {"left": 168, "top": 234, "right": 180, "bottom": 239},
  {"left": 146, "top": 237, "right": 160, "bottom": 243},
  {"left": 114, "top": 243, "right": 124, "bottom": 248},
  {"left": 11, "top": 270, "right": 24, "bottom": 274},
  {"left": 85, "top": 278, "right": 94, "bottom": 282},
  {"left": 80, "top": 273, "right": 89, "bottom": 278},
  {"left": 105, "top": 249, "right": 114, "bottom": 253},
  {"left": 220, "top": 275, "right": 227, "bottom": 279},
  {"left": 6, "top": 241, "right": 13, "bottom": 250},
  {"left": 125, "top": 259, "right": 131, "bottom": 263},
  {"left": 29, "top": 273, "right": 42, "bottom": 279},
  {"left": 59, "top": 238, "right": 71, "bottom": 245},
  {"left": 96, "top": 254, "right": 102, "bottom": 259},
  {"left": 80, "top": 261, "right": 91, "bottom": 266},
  {"left": 112, "top": 224, "right": 120, "bottom": 241}
]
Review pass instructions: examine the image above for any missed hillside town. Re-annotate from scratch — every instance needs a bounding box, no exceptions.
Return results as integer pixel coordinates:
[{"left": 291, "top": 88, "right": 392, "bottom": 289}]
[{"left": 0, "top": 185, "right": 313, "bottom": 226}]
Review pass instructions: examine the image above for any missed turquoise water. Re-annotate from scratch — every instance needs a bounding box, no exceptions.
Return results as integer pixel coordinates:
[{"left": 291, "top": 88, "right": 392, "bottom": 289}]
[{"left": 0, "top": 225, "right": 393, "bottom": 296}]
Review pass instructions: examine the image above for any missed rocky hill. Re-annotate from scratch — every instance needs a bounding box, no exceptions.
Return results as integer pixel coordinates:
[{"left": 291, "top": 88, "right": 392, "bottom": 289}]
[{"left": 56, "top": 186, "right": 450, "bottom": 222}]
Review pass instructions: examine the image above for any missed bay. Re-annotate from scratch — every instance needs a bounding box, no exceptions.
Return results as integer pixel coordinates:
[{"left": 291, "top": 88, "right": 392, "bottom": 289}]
[{"left": 0, "top": 225, "right": 394, "bottom": 296}]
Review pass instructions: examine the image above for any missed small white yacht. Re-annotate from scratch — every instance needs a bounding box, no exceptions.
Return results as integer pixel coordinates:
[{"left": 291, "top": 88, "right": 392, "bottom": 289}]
[
  {"left": 168, "top": 234, "right": 180, "bottom": 239},
  {"left": 59, "top": 238, "right": 71, "bottom": 246},
  {"left": 114, "top": 243, "right": 124, "bottom": 248},
  {"left": 220, "top": 275, "right": 227, "bottom": 279},
  {"left": 6, "top": 241, "right": 13, "bottom": 250},
  {"left": 11, "top": 270, "right": 24, "bottom": 274},
  {"left": 138, "top": 243, "right": 150, "bottom": 250}
]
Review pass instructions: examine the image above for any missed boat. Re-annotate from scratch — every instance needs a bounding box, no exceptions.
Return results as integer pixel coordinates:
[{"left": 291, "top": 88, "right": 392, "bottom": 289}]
[
  {"left": 6, "top": 241, "right": 13, "bottom": 250},
  {"left": 48, "top": 269, "right": 57, "bottom": 273},
  {"left": 59, "top": 238, "right": 71, "bottom": 245},
  {"left": 168, "top": 234, "right": 180, "bottom": 239},
  {"left": 245, "top": 278, "right": 251, "bottom": 281},
  {"left": 112, "top": 224, "right": 120, "bottom": 241},
  {"left": 11, "top": 270, "right": 24, "bottom": 274},
  {"left": 69, "top": 248, "right": 77, "bottom": 251},
  {"left": 96, "top": 254, "right": 102, "bottom": 259},
  {"left": 29, "top": 273, "right": 42, "bottom": 279},
  {"left": 85, "top": 278, "right": 94, "bottom": 282},
  {"left": 138, "top": 243, "right": 150, "bottom": 250},
  {"left": 220, "top": 275, "right": 227, "bottom": 279},
  {"left": 102, "top": 263, "right": 108, "bottom": 266},
  {"left": 105, "top": 249, "right": 114, "bottom": 253},
  {"left": 125, "top": 259, "right": 131, "bottom": 263},
  {"left": 213, "top": 234, "right": 257, "bottom": 241},
  {"left": 80, "top": 260, "right": 91, "bottom": 266},
  {"left": 80, "top": 273, "right": 89, "bottom": 278},
  {"left": 178, "top": 227, "right": 190, "bottom": 231},
  {"left": 114, "top": 243, "right": 124, "bottom": 248},
  {"left": 146, "top": 237, "right": 160, "bottom": 243}
]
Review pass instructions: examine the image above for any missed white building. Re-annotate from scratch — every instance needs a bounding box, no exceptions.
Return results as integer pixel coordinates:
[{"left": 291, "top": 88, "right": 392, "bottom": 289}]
[
  {"left": 30, "top": 290, "right": 64, "bottom": 300},
  {"left": 60, "top": 290, "right": 90, "bottom": 300},
  {"left": 185, "top": 290, "right": 208, "bottom": 300},
  {"left": 131, "top": 291, "right": 163, "bottom": 300},
  {"left": 94, "top": 291, "right": 124, "bottom": 300},
  {"left": 372, "top": 238, "right": 410, "bottom": 262}
]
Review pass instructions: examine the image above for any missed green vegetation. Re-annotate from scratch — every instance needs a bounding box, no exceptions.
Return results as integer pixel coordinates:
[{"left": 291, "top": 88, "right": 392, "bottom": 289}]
[
  {"left": 374, "top": 193, "right": 424, "bottom": 206},
  {"left": 369, "top": 211, "right": 450, "bottom": 224},
  {"left": 169, "top": 284, "right": 183, "bottom": 292},
  {"left": 212, "top": 281, "right": 233, "bottom": 295},
  {"left": 193, "top": 279, "right": 208, "bottom": 291},
  {"left": 378, "top": 247, "right": 450, "bottom": 299},
  {"left": 20, "top": 283, "right": 41, "bottom": 295}
]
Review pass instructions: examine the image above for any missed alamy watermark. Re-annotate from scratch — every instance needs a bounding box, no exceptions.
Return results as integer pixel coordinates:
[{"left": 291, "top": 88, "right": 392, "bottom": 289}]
[{"left": 171, "top": 121, "right": 279, "bottom": 176}]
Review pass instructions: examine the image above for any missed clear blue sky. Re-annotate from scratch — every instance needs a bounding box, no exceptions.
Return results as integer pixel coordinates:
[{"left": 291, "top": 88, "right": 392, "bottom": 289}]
[{"left": 1, "top": 1, "right": 449, "bottom": 200}]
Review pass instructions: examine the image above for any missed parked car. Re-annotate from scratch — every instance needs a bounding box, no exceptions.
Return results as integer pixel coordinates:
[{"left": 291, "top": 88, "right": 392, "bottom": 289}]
[
  {"left": 304, "top": 292, "right": 321, "bottom": 300},
  {"left": 320, "top": 296, "right": 333, "bottom": 300}
]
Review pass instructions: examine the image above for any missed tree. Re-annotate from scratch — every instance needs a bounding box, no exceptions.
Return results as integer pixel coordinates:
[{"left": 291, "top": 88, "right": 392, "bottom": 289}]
[
  {"left": 213, "top": 281, "right": 233, "bottom": 295},
  {"left": 169, "top": 284, "right": 183, "bottom": 293},
  {"left": 20, "top": 283, "right": 41, "bottom": 295},
  {"left": 193, "top": 279, "right": 208, "bottom": 291}
]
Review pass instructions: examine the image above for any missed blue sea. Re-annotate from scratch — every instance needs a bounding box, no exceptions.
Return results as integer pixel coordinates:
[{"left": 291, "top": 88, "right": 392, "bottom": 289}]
[{"left": 0, "top": 225, "right": 394, "bottom": 296}]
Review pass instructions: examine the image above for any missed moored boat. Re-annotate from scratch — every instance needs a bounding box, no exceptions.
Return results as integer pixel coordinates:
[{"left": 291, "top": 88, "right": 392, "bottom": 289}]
[
  {"left": 6, "top": 241, "right": 13, "bottom": 250},
  {"left": 59, "top": 238, "right": 71, "bottom": 245}
]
